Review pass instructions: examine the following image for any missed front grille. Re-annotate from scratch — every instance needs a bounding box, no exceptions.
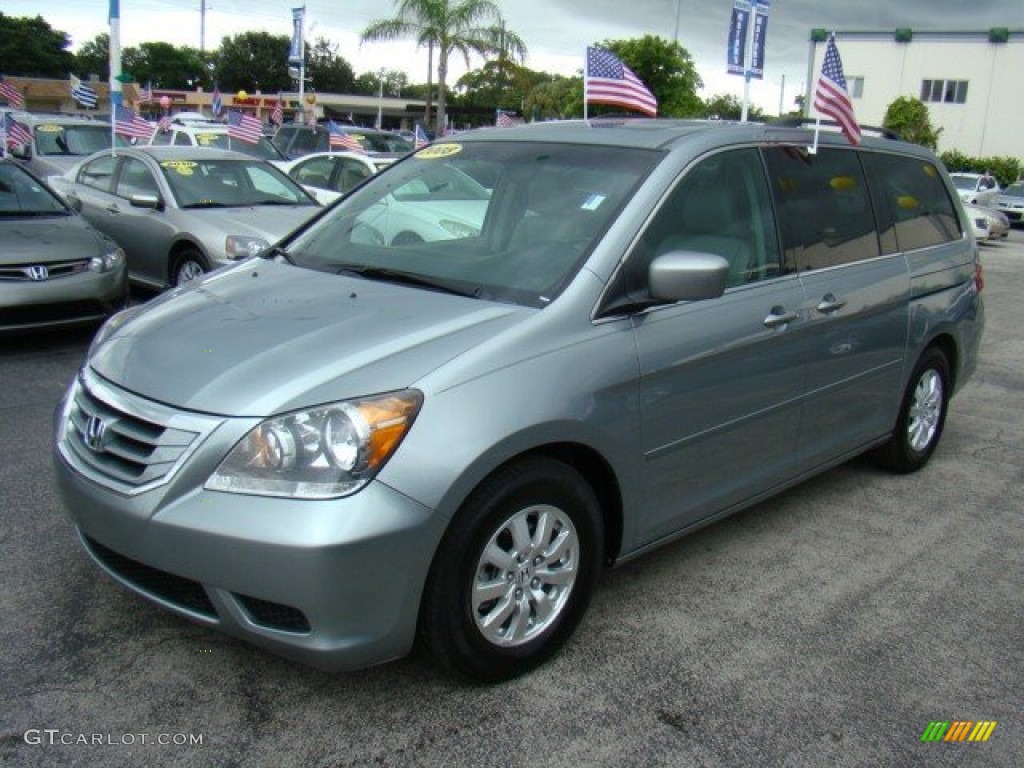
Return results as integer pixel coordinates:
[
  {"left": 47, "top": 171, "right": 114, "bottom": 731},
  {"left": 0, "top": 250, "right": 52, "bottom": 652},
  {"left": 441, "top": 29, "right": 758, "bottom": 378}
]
[
  {"left": 84, "top": 534, "right": 216, "bottom": 618},
  {"left": 0, "top": 258, "right": 91, "bottom": 282},
  {"left": 236, "top": 594, "right": 311, "bottom": 633},
  {"left": 60, "top": 370, "right": 222, "bottom": 494}
]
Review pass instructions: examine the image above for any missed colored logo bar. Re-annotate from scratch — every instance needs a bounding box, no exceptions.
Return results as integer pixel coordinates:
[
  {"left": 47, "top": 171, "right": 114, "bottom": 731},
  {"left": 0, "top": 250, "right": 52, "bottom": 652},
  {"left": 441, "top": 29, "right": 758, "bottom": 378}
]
[{"left": 921, "top": 721, "right": 997, "bottom": 742}]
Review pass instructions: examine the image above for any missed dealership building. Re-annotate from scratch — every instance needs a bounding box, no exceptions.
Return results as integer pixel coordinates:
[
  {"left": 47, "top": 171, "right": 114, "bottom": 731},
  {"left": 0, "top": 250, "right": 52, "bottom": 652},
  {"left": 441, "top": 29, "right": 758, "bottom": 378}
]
[{"left": 805, "top": 28, "right": 1023, "bottom": 158}]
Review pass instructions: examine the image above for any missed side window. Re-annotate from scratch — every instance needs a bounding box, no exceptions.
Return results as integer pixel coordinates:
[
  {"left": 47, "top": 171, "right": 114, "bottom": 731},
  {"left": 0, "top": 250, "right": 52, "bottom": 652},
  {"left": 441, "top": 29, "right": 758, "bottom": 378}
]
[
  {"left": 173, "top": 131, "right": 192, "bottom": 146},
  {"left": 638, "top": 148, "right": 783, "bottom": 289},
  {"left": 77, "top": 155, "right": 117, "bottom": 192},
  {"left": 115, "top": 157, "right": 159, "bottom": 199},
  {"left": 292, "top": 156, "right": 334, "bottom": 188},
  {"left": 151, "top": 128, "right": 173, "bottom": 146},
  {"left": 863, "top": 152, "right": 961, "bottom": 252},
  {"left": 336, "top": 159, "right": 373, "bottom": 193},
  {"left": 763, "top": 147, "right": 879, "bottom": 271}
]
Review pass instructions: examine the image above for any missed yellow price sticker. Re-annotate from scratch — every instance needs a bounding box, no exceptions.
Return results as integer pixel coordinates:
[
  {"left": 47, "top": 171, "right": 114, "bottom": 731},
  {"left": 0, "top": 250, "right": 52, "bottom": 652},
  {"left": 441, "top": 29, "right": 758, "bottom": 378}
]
[{"left": 416, "top": 143, "right": 462, "bottom": 159}]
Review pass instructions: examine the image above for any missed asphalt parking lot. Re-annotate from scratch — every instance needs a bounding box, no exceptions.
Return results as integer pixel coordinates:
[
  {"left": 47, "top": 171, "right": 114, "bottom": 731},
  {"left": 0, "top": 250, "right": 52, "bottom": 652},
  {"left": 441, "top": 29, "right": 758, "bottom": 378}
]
[{"left": 1, "top": 232, "right": 1021, "bottom": 768}]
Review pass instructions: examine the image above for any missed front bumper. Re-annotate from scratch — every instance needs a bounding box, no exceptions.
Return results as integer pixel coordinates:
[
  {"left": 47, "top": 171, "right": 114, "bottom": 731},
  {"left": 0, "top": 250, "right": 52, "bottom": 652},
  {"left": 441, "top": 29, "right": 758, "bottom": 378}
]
[
  {"left": 53, "top": 374, "right": 448, "bottom": 672},
  {"left": 0, "top": 266, "right": 127, "bottom": 332}
]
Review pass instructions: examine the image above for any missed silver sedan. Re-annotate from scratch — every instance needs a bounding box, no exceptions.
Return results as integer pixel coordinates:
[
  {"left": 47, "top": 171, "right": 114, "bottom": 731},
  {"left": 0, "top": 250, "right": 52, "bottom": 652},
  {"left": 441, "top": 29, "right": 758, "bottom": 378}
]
[{"left": 51, "top": 145, "right": 322, "bottom": 289}]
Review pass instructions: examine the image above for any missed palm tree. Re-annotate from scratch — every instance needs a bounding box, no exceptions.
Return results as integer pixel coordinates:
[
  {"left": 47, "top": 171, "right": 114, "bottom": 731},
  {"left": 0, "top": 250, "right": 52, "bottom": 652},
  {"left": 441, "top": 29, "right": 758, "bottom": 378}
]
[{"left": 362, "top": 0, "right": 522, "bottom": 134}]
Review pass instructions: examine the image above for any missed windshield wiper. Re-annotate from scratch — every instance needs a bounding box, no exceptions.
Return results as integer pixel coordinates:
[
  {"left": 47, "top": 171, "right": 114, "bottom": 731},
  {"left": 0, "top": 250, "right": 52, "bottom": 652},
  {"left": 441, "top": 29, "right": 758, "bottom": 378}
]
[
  {"left": 181, "top": 201, "right": 233, "bottom": 209},
  {"left": 335, "top": 264, "right": 480, "bottom": 298}
]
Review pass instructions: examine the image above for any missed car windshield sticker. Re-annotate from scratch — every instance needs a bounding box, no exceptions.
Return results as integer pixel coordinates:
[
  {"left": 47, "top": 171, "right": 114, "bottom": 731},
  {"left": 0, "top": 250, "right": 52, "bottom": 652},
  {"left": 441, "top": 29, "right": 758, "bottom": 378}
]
[
  {"left": 415, "top": 144, "right": 462, "bottom": 160},
  {"left": 38, "top": 124, "right": 63, "bottom": 132},
  {"left": 581, "top": 194, "right": 606, "bottom": 211},
  {"left": 160, "top": 160, "right": 198, "bottom": 176},
  {"left": 196, "top": 134, "right": 220, "bottom": 145}
]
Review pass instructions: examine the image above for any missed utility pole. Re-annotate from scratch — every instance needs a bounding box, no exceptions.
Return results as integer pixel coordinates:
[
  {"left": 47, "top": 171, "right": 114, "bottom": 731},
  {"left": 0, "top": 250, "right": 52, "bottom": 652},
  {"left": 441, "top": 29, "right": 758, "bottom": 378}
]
[{"left": 200, "top": 0, "right": 206, "bottom": 52}]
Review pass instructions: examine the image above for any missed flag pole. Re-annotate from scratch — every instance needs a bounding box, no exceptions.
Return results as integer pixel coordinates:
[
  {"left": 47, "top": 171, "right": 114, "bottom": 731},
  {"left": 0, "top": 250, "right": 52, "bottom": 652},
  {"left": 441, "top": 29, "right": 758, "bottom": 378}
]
[{"left": 108, "top": 0, "right": 122, "bottom": 157}]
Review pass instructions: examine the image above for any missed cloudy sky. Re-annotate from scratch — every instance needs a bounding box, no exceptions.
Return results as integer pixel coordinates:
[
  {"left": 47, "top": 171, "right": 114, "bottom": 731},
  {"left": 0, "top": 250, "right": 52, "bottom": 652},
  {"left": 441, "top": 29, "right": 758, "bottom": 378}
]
[{"left": 6, "top": 0, "right": 1023, "bottom": 112}]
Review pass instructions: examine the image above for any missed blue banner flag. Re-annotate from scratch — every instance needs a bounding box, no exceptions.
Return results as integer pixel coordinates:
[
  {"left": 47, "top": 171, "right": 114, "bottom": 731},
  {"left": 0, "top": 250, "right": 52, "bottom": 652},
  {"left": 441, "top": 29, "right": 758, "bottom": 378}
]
[
  {"left": 727, "top": 2, "right": 750, "bottom": 76},
  {"left": 289, "top": 7, "right": 304, "bottom": 65}
]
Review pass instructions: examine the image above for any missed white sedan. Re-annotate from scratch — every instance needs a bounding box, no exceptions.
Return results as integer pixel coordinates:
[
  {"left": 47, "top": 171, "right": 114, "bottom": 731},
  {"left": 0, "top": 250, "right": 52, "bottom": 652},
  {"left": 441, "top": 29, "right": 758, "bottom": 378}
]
[{"left": 272, "top": 151, "right": 385, "bottom": 205}]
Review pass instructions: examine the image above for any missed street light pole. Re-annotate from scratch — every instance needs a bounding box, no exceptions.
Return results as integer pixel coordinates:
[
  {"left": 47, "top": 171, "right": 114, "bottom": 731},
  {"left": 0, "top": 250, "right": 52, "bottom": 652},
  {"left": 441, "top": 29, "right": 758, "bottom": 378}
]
[{"left": 376, "top": 68, "right": 385, "bottom": 129}]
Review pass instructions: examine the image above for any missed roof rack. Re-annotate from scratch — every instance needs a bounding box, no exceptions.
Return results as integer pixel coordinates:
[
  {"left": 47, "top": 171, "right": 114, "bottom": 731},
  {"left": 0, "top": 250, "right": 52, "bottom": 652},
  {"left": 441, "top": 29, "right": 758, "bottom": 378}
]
[{"left": 769, "top": 116, "right": 902, "bottom": 141}]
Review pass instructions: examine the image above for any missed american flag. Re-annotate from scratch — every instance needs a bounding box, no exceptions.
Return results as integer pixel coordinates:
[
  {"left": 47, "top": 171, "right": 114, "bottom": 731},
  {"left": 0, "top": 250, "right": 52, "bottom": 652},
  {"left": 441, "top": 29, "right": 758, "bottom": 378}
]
[
  {"left": 4, "top": 113, "right": 32, "bottom": 147},
  {"left": 585, "top": 47, "right": 657, "bottom": 117},
  {"left": 814, "top": 33, "right": 861, "bottom": 146},
  {"left": 327, "top": 121, "right": 364, "bottom": 152},
  {"left": 414, "top": 124, "right": 430, "bottom": 149},
  {"left": 138, "top": 81, "right": 153, "bottom": 105},
  {"left": 271, "top": 95, "right": 284, "bottom": 126},
  {"left": 114, "top": 105, "right": 155, "bottom": 140},
  {"left": 157, "top": 114, "right": 172, "bottom": 132},
  {"left": 226, "top": 110, "right": 262, "bottom": 144},
  {"left": 211, "top": 85, "right": 223, "bottom": 117},
  {"left": 0, "top": 77, "right": 24, "bottom": 108},
  {"left": 495, "top": 110, "right": 524, "bottom": 128}
]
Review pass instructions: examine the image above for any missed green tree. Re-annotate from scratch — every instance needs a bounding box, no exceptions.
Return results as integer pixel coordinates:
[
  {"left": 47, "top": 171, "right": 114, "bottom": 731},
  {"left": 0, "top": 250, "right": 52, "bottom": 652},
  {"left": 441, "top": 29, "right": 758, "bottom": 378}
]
[
  {"left": 213, "top": 31, "right": 292, "bottom": 94},
  {"left": 354, "top": 70, "right": 409, "bottom": 98},
  {"left": 124, "top": 42, "right": 210, "bottom": 90},
  {"left": 522, "top": 75, "right": 583, "bottom": 121},
  {"left": 701, "top": 93, "right": 765, "bottom": 121},
  {"left": 597, "top": 36, "right": 702, "bottom": 117},
  {"left": 362, "top": 0, "right": 514, "bottom": 134},
  {"left": 74, "top": 33, "right": 110, "bottom": 80},
  {"left": 883, "top": 96, "right": 942, "bottom": 150},
  {"left": 0, "top": 13, "right": 75, "bottom": 78},
  {"left": 306, "top": 37, "right": 356, "bottom": 94}
]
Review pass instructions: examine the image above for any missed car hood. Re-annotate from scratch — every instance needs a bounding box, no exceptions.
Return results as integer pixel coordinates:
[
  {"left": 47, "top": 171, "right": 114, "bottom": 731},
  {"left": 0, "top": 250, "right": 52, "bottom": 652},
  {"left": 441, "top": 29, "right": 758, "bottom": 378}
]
[
  {"left": 88, "top": 258, "right": 528, "bottom": 416},
  {"left": 0, "top": 213, "right": 108, "bottom": 265},
  {"left": 182, "top": 205, "right": 320, "bottom": 243}
]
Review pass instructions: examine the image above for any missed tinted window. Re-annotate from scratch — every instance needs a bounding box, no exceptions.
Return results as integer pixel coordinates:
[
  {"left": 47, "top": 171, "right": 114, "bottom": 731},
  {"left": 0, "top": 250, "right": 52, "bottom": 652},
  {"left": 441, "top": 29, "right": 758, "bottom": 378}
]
[
  {"left": 636, "top": 148, "right": 784, "bottom": 290},
  {"left": 864, "top": 152, "right": 960, "bottom": 252},
  {"left": 764, "top": 147, "right": 879, "bottom": 271}
]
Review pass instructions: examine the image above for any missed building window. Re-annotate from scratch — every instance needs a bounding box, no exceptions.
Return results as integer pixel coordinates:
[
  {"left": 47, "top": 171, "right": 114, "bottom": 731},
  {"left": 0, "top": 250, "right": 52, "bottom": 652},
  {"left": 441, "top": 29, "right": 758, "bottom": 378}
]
[
  {"left": 846, "top": 76, "right": 864, "bottom": 99},
  {"left": 920, "top": 79, "right": 968, "bottom": 104}
]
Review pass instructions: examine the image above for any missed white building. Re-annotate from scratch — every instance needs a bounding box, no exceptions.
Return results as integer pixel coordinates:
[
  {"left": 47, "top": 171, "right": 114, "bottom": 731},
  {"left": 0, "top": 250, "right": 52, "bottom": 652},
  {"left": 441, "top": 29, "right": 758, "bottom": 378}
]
[{"left": 804, "top": 28, "right": 1023, "bottom": 159}]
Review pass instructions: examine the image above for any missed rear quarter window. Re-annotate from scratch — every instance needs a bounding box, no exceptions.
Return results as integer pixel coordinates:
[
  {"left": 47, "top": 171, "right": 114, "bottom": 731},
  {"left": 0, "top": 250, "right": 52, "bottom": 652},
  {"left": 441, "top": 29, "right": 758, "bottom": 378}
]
[{"left": 863, "top": 152, "right": 961, "bottom": 252}]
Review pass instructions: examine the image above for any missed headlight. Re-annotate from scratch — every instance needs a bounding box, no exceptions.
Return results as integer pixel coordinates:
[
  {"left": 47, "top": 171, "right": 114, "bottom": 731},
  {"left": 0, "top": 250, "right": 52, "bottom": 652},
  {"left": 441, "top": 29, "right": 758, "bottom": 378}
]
[
  {"left": 88, "top": 247, "right": 125, "bottom": 273},
  {"left": 206, "top": 390, "right": 423, "bottom": 499},
  {"left": 438, "top": 219, "right": 480, "bottom": 238},
  {"left": 225, "top": 235, "right": 270, "bottom": 260}
]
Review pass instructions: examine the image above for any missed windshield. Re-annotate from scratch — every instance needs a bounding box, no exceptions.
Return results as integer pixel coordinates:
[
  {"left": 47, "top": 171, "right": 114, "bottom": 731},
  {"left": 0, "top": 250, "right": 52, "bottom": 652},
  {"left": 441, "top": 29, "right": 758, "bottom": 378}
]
[
  {"left": 0, "top": 163, "right": 69, "bottom": 214},
  {"left": 950, "top": 175, "right": 979, "bottom": 191},
  {"left": 189, "top": 131, "right": 282, "bottom": 160},
  {"left": 157, "top": 158, "right": 318, "bottom": 208},
  {"left": 1001, "top": 182, "right": 1024, "bottom": 198},
  {"left": 282, "top": 140, "right": 659, "bottom": 307},
  {"left": 33, "top": 124, "right": 130, "bottom": 156}
]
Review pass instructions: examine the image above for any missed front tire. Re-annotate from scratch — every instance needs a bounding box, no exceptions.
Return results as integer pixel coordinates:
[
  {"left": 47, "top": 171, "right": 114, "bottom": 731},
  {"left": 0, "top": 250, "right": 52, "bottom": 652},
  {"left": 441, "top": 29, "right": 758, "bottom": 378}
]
[
  {"left": 873, "top": 348, "right": 950, "bottom": 473},
  {"left": 419, "top": 457, "right": 602, "bottom": 683},
  {"left": 170, "top": 248, "right": 208, "bottom": 287}
]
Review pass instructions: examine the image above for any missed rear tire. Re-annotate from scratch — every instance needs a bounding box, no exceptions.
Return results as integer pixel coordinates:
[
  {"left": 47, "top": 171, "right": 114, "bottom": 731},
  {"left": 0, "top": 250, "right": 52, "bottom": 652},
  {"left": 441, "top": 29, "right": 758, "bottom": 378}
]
[
  {"left": 872, "top": 348, "right": 950, "bottom": 473},
  {"left": 418, "top": 457, "right": 602, "bottom": 683}
]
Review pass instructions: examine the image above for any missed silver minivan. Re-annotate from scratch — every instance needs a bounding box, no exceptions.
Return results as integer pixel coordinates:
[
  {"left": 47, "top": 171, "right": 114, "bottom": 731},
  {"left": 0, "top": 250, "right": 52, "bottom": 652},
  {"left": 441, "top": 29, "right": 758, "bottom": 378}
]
[{"left": 53, "top": 119, "right": 985, "bottom": 682}]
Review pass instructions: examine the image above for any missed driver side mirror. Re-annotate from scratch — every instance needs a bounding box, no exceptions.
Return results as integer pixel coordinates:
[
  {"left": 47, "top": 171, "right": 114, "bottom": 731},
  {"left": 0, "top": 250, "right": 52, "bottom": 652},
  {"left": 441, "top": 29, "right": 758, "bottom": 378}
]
[{"left": 9, "top": 143, "right": 31, "bottom": 160}]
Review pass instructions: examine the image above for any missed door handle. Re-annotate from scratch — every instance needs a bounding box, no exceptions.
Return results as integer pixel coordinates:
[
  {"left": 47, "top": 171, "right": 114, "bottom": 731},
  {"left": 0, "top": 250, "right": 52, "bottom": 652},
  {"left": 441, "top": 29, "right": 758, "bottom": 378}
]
[
  {"left": 763, "top": 307, "right": 799, "bottom": 329},
  {"left": 105, "top": 204, "right": 120, "bottom": 214},
  {"left": 816, "top": 293, "right": 846, "bottom": 314}
]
